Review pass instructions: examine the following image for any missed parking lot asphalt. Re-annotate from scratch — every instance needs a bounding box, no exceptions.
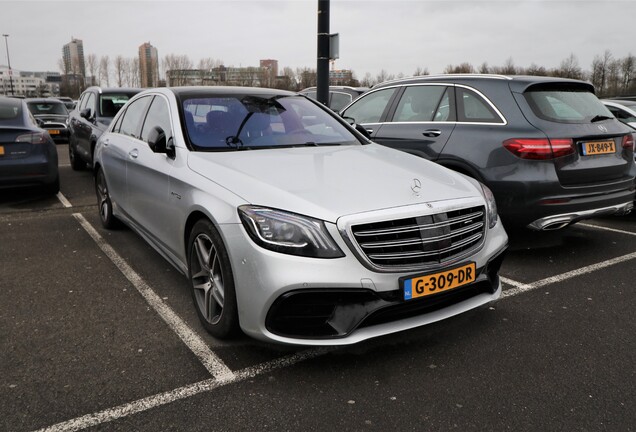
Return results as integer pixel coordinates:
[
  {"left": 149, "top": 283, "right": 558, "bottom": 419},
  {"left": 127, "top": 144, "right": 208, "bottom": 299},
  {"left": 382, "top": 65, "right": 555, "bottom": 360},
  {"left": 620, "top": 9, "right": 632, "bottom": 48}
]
[{"left": 1, "top": 144, "right": 635, "bottom": 431}]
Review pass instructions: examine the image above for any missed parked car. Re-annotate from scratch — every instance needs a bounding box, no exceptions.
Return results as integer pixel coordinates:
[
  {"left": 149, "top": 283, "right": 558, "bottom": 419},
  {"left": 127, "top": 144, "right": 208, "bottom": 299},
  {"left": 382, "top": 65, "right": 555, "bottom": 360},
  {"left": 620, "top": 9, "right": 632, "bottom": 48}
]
[
  {"left": 68, "top": 86, "right": 141, "bottom": 170},
  {"left": 602, "top": 99, "right": 636, "bottom": 129},
  {"left": 25, "top": 97, "right": 69, "bottom": 143},
  {"left": 56, "top": 96, "right": 76, "bottom": 111},
  {"left": 300, "top": 86, "right": 368, "bottom": 112},
  {"left": 93, "top": 86, "right": 508, "bottom": 345},
  {"left": 340, "top": 74, "right": 636, "bottom": 230},
  {"left": 0, "top": 96, "right": 59, "bottom": 194}
]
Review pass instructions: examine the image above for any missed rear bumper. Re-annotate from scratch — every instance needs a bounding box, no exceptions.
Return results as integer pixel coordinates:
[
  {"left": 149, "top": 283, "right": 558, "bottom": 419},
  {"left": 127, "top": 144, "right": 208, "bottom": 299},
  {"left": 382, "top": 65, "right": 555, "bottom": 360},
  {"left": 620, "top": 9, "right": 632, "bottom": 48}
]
[{"left": 527, "top": 200, "right": 634, "bottom": 230}]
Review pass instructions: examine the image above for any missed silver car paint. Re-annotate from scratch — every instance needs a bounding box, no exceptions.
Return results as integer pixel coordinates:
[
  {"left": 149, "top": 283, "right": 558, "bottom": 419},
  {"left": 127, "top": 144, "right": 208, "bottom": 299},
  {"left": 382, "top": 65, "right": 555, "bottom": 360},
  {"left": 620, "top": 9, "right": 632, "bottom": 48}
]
[{"left": 95, "top": 87, "right": 508, "bottom": 345}]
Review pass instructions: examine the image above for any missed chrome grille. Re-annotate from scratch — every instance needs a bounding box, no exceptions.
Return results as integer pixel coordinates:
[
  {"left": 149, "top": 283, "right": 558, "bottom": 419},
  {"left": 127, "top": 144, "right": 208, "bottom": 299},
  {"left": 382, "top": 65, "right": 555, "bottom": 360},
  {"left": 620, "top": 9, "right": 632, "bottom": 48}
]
[{"left": 350, "top": 206, "right": 485, "bottom": 269}]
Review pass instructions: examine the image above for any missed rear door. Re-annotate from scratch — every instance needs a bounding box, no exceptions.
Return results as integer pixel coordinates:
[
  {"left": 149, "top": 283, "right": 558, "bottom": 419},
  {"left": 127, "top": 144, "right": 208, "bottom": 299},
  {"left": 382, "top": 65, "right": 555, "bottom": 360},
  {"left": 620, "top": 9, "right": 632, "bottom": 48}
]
[{"left": 369, "top": 84, "right": 456, "bottom": 161}]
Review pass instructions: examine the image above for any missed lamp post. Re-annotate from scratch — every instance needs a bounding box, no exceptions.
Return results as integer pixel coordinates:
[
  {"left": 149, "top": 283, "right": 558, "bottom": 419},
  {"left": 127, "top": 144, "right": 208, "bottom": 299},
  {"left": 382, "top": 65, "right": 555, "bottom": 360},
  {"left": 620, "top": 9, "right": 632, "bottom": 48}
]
[{"left": 2, "top": 34, "right": 15, "bottom": 96}]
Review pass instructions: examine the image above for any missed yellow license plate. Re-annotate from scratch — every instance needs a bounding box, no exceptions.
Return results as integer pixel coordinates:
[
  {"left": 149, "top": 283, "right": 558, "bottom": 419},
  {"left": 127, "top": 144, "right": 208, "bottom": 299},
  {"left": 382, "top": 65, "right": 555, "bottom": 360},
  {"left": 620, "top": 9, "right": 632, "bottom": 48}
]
[
  {"left": 403, "top": 262, "right": 476, "bottom": 300},
  {"left": 0, "top": 145, "right": 4, "bottom": 156},
  {"left": 48, "top": 129, "right": 60, "bottom": 135},
  {"left": 582, "top": 140, "right": 615, "bottom": 155}
]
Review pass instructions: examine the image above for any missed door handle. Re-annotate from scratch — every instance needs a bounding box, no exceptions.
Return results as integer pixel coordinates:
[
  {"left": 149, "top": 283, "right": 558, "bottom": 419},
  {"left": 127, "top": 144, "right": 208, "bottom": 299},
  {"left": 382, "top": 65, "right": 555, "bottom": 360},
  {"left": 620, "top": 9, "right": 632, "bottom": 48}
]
[
  {"left": 423, "top": 129, "right": 442, "bottom": 137},
  {"left": 365, "top": 128, "right": 374, "bottom": 135},
  {"left": 102, "top": 138, "right": 109, "bottom": 147},
  {"left": 128, "top": 149, "right": 139, "bottom": 159}
]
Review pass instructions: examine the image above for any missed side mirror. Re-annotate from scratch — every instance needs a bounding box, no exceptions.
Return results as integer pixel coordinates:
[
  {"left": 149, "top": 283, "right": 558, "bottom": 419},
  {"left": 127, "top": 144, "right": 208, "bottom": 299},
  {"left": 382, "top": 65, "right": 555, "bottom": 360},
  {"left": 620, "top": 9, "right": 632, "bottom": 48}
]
[
  {"left": 148, "top": 126, "right": 175, "bottom": 158},
  {"left": 80, "top": 108, "right": 92, "bottom": 120}
]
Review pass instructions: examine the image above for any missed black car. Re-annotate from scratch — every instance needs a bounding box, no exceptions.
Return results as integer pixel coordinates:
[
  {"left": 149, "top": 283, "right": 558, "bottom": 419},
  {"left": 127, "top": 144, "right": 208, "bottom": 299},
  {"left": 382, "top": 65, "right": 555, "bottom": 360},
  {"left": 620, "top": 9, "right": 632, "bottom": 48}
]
[
  {"left": 68, "top": 86, "right": 141, "bottom": 170},
  {"left": 300, "top": 86, "right": 368, "bottom": 112},
  {"left": 25, "top": 98, "right": 69, "bottom": 143},
  {"left": 0, "top": 97, "right": 59, "bottom": 194},
  {"left": 340, "top": 74, "right": 636, "bottom": 230}
]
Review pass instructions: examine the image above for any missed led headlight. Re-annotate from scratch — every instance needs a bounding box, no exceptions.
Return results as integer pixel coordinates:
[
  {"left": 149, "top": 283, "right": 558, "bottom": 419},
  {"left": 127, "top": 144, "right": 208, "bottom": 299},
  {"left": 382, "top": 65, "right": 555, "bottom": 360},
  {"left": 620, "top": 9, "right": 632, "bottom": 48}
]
[
  {"left": 480, "top": 183, "right": 498, "bottom": 229},
  {"left": 239, "top": 206, "right": 345, "bottom": 258}
]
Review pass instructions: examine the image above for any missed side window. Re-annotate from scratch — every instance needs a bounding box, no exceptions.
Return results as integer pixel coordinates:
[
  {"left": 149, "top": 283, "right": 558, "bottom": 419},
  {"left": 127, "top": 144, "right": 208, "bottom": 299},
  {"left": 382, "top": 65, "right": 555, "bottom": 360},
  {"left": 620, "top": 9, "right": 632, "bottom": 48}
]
[
  {"left": 78, "top": 93, "right": 89, "bottom": 111},
  {"left": 393, "top": 86, "right": 446, "bottom": 122},
  {"left": 341, "top": 88, "right": 397, "bottom": 124},
  {"left": 119, "top": 96, "right": 152, "bottom": 139},
  {"left": 84, "top": 93, "right": 96, "bottom": 117},
  {"left": 111, "top": 108, "right": 125, "bottom": 133},
  {"left": 456, "top": 88, "right": 503, "bottom": 123},
  {"left": 141, "top": 96, "right": 172, "bottom": 142}
]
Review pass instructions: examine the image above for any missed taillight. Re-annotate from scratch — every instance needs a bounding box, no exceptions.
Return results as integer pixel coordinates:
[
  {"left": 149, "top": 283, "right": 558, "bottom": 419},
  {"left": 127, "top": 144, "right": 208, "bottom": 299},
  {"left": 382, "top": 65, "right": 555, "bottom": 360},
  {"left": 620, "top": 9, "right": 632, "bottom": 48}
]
[
  {"left": 621, "top": 134, "right": 635, "bottom": 151},
  {"left": 16, "top": 132, "right": 49, "bottom": 144},
  {"left": 503, "top": 138, "right": 574, "bottom": 160}
]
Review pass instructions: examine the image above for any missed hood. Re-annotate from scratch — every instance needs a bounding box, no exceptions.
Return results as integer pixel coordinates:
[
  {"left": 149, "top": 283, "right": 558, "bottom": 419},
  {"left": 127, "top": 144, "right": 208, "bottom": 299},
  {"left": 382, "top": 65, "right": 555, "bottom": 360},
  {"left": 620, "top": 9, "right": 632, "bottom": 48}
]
[{"left": 187, "top": 144, "right": 481, "bottom": 223}]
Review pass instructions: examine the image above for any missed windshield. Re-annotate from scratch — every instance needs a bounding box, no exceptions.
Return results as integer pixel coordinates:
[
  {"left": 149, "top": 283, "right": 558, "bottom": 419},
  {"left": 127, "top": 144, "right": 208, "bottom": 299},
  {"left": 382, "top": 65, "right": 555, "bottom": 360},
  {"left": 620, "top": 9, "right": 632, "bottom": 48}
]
[
  {"left": 181, "top": 94, "right": 360, "bottom": 151},
  {"left": 27, "top": 101, "right": 68, "bottom": 116},
  {"left": 524, "top": 86, "right": 613, "bottom": 123}
]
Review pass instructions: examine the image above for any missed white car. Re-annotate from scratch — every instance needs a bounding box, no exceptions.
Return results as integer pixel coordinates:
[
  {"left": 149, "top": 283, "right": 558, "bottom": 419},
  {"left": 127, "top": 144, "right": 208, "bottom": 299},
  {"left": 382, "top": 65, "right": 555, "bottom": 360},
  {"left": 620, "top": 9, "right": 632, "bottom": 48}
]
[
  {"left": 602, "top": 99, "right": 636, "bottom": 129},
  {"left": 93, "top": 87, "right": 508, "bottom": 346}
]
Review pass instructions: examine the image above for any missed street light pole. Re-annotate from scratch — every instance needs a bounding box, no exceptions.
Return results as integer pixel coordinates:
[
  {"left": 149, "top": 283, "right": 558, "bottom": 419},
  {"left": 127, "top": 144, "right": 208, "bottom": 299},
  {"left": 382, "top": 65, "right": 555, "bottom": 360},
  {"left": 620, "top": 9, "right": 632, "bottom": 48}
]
[
  {"left": 316, "top": 0, "right": 330, "bottom": 106},
  {"left": 2, "top": 34, "right": 15, "bottom": 96}
]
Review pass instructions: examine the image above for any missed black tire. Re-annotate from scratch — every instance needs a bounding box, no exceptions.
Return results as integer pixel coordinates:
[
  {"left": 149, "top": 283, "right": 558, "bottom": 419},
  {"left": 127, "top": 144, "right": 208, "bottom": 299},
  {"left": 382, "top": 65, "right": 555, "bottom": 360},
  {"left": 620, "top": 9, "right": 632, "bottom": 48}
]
[
  {"left": 69, "top": 137, "right": 85, "bottom": 171},
  {"left": 43, "top": 175, "right": 60, "bottom": 196},
  {"left": 95, "top": 168, "right": 121, "bottom": 229},
  {"left": 187, "top": 219, "right": 240, "bottom": 339}
]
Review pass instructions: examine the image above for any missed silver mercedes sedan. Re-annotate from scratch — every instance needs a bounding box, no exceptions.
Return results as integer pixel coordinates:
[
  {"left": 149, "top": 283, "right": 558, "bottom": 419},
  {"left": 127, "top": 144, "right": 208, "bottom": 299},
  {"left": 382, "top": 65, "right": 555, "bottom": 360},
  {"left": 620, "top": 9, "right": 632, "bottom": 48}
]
[{"left": 93, "top": 87, "right": 508, "bottom": 346}]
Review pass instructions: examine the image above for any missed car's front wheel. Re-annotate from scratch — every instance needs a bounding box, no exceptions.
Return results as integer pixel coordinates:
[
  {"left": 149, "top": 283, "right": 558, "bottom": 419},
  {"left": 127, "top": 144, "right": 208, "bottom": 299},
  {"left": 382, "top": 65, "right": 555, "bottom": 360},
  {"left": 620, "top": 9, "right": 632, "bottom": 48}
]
[
  {"left": 95, "top": 168, "right": 120, "bottom": 229},
  {"left": 69, "top": 137, "right": 85, "bottom": 171},
  {"left": 187, "top": 219, "right": 240, "bottom": 339}
]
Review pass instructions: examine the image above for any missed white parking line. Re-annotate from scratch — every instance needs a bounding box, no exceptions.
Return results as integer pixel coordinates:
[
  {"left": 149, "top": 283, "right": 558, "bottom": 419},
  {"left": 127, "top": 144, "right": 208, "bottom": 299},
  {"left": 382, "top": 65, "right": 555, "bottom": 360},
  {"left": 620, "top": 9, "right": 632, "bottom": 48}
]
[
  {"left": 72, "top": 213, "right": 234, "bottom": 381},
  {"left": 33, "top": 348, "right": 331, "bottom": 432},
  {"left": 56, "top": 192, "right": 72, "bottom": 208},
  {"left": 579, "top": 222, "right": 636, "bottom": 236}
]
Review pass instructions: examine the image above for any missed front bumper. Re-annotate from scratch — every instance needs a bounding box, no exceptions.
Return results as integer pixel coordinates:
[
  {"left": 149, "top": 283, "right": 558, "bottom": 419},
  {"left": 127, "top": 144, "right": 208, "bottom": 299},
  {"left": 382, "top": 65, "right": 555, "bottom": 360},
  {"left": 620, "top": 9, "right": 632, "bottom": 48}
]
[{"left": 222, "top": 205, "right": 508, "bottom": 346}]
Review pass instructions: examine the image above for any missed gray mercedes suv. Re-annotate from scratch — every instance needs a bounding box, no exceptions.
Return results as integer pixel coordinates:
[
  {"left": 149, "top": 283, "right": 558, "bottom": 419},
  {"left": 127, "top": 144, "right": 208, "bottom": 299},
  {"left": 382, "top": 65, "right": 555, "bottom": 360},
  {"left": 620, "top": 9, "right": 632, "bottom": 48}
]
[{"left": 340, "top": 75, "right": 636, "bottom": 230}]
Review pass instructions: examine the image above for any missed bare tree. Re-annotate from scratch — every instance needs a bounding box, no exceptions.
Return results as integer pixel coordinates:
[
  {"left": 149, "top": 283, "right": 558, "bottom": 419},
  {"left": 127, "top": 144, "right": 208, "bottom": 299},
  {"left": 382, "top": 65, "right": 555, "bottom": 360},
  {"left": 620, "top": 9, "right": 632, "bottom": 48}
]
[
  {"left": 478, "top": 62, "right": 490, "bottom": 74},
  {"left": 296, "top": 67, "right": 316, "bottom": 89},
  {"left": 590, "top": 50, "right": 613, "bottom": 96},
  {"left": 444, "top": 63, "right": 474, "bottom": 74},
  {"left": 99, "top": 56, "right": 110, "bottom": 87},
  {"left": 413, "top": 66, "right": 429, "bottom": 76},
  {"left": 113, "top": 55, "right": 126, "bottom": 87},
  {"left": 163, "top": 54, "right": 193, "bottom": 86},
  {"left": 128, "top": 57, "right": 140, "bottom": 87},
  {"left": 375, "top": 69, "right": 394, "bottom": 84},
  {"left": 86, "top": 53, "right": 98, "bottom": 86},
  {"left": 525, "top": 63, "right": 548, "bottom": 76},
  {"left": 360, "top": 72, "right": 374, "bottom": 87},
  {"left": 621, "top": 54, "right": 635, "bottom": 94},
  {"left": 554, "top": 53, "right": 583, "bottom": 79}
]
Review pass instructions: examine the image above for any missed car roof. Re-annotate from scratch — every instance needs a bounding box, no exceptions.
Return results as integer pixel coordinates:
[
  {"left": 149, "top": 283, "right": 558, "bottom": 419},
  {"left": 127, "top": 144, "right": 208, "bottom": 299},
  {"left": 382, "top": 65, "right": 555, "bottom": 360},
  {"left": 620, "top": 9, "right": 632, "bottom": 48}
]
[
  {"left": 372, "top": 74, "right": 594, "bottom": 93},
  {"left": 165, "top": 86, "right": 298, "bottom": 98},
  {"left": 83, "top": 86, "right": 142, "bottom": 95}
]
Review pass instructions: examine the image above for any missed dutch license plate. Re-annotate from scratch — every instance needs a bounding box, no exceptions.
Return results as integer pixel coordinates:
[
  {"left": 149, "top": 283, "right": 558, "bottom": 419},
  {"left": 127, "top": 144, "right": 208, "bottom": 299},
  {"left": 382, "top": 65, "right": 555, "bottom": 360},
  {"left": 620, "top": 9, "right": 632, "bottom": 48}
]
[
  {"left": 0, "top": 145, "right": 4, "bottom": 156},
  {"left": 582, "top": 140, "right": 615, "bottom": 155},
  {"left": 48, "top": 129, "right": 60, "bottom": 135},
  {"left": 403, "top": 262, "right": 476, "bottom": 301}
]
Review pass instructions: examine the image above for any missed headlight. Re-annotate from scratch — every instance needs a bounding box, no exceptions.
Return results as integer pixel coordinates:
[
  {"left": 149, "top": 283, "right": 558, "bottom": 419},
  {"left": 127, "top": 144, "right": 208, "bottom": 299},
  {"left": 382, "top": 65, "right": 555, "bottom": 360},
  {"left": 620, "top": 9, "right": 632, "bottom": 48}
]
[
  {"left": 238, "top": 206, "right": 345, "bottom": 258},
  {"left": 480, "top": 183, "right": 498, "bottom": 229}
]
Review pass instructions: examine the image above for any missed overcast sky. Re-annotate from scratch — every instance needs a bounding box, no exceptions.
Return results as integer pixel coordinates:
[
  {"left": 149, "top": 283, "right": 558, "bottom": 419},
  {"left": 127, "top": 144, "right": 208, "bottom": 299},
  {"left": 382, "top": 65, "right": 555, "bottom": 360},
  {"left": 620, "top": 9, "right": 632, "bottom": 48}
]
[{"left": 1, "top": 0, "right": 634, "bottom": 80}]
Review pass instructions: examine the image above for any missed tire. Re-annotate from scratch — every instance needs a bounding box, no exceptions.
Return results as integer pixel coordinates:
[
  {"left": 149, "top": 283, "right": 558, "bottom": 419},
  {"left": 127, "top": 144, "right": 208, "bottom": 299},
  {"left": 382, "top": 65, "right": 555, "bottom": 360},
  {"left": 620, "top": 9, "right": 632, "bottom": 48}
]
[
  {"left": 95, "top": 168, "right": 121, "bottom": 229},
  {"left": 187, "top": 219, "right": 240, "bottom": 339},
  {"left": 69, "top": 137, "right": 85, "bottom": 171},
  {"left": 43, "top": 175, "right": 60, "bottom": 196}
]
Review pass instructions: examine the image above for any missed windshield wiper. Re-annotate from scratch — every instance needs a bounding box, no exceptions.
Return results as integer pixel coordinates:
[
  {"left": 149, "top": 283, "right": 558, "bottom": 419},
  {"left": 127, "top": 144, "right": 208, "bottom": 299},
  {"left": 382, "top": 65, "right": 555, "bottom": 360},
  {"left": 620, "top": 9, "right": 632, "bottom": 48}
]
[
  {"left": 590, "top": 115, "right": 613, "bottom": 123},
  {"left": 226, "top": 135, "right": 244, "bottom": 150}
]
